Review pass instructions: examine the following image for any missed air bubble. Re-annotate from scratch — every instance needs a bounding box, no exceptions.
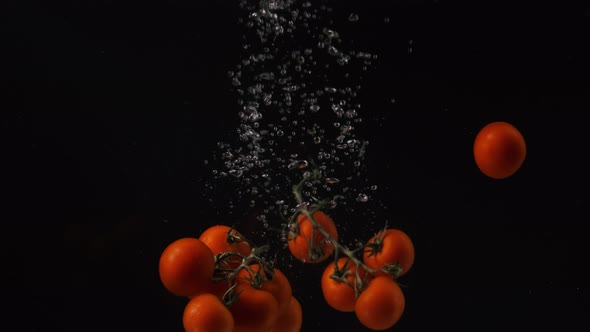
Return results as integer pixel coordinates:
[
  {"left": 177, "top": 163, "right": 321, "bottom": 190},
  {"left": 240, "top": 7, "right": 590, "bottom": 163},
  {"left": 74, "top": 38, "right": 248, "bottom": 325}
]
[
  {"left": 288, "top": 160, "right": 309, "bottom": 170},
  {"left": 356, "top": 193, "right": 369, "bottom": 202},
  {"left": 325, "top": 178, "right": 340, "bottom": 184}
]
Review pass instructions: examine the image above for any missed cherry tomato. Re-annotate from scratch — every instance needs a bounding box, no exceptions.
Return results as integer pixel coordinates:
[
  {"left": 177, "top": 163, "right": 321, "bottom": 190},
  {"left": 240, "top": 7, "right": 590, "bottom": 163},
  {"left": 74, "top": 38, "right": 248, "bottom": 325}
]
[
  {"left": 321, "top": 258, "right": 367, "bottom": 312},
  {"left": 199, "top": 225, "right": 252, "bottom": 268},
  {"left": 363, "top": 229, "right": 415, "bottom": 278},
  {"left": 183, "top": 293, "right": 234, "bottom": 332},
  {"left": 288, "top": 211, "right": 338, "bottom": 263},
  {"left": 159, "top": 238, "right": 215, "bottom": 297},
  {"left": 230, "top": 282, "right": 280, "bottom": 332},
  {"left": 473, "top": 121, "right": 526, "bottom": 179},
  {"left": 355, "top": 276, "right": 406, "bottom": 331},
  {"left": 269, "top": 296, "right": 303, "bottom": 332},
  {"left": 237, "top": 264, "right": 293, "bottom": 315}
]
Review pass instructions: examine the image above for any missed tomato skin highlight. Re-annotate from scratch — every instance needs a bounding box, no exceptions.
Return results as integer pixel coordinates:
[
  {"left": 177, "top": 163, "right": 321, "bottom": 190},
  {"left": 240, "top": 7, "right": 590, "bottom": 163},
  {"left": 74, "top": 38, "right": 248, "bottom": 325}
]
[
  {"left": 183, "top": 293, "right": 234, "bottom": 332},
  {"left": 199, "top": 225, "right": 251, "bottom": 268},
  {"left": 288, "top": 211, "right": 338, "bottom": 263},
  {"left": 269, "top": 296, "right": 303, "bottom": 332},
  {"left": 363, "top": 229, "right": 415, "bottom": 277},
  {"left": 321, "top": 258, "right": 366, "bottom": 312},
  {"left": 473, "top": 121, "right": 526, "bottom": 179},
  {"left": 237, "top": 264, "right": 293, "bottom": 315},
  {"left": 355, "top": 276, "right": 406, "bottom": 331},
  {"left": 230, "top": 283, "right": 281, "bottom": 332},
  {"left": 159, "top": 238, "right": 215, "bottom": 297}
]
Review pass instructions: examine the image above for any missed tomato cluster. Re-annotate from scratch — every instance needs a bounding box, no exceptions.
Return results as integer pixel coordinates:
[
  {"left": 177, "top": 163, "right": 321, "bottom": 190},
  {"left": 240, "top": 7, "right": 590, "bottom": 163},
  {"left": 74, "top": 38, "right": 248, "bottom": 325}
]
[
  {"left": 160, "top": 209, "right": 414, "bottom": 331},
  {"left": 288, "top": 210, "right": 415, "bottom": 331},
  {"left": 159, "top": 225, "right": 302, "bottom": 332}
]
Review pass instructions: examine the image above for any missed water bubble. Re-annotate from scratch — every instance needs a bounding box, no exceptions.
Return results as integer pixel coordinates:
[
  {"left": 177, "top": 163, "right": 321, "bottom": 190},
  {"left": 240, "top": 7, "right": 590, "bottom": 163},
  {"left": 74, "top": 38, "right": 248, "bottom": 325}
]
[
  {"left": 328, "top": 46, "right": 339, "bottom": 56},
  {"left": 229, "top": 169, "right": 243, "bottom": 178},
  {"left": 336, "top": 56, "right": 350, "bottom": 65},
  {"left": 309, "top": 104, "right": 320, "bottom": 112},
  {"left": 348, "top": 13, "right": 359, "bottom": 22},
  {"left": 325, "top": 178, "right": 340, "bottom": 184},
  {"left": 288, "top": 160, "right": 309, "bottom": 170},
  {"left": 322, "top": 28, "right": 339, "bottom": 39},
  {"left": 371, "top": 185, "right": 378, "bottom": 190},
  {"left": 356, "top": 193, "right": 369, "bottom": 202},
  {"left": 258, "top": 72, "right": 275, "bottom": 80}
]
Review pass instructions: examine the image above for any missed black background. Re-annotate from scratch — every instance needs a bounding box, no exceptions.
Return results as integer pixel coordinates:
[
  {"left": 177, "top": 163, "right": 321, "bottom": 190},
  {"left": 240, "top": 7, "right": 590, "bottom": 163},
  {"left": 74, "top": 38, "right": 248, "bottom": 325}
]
[{"left": 3, "top": 0, "right": 589, "bottom": 331}]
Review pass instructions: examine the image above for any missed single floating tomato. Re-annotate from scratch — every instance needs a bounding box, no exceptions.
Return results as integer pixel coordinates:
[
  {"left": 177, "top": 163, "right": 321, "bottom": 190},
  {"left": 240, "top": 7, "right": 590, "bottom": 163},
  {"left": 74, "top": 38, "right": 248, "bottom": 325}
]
[{"left": 473, "top": 121, "right": 527, "bottom": 179}]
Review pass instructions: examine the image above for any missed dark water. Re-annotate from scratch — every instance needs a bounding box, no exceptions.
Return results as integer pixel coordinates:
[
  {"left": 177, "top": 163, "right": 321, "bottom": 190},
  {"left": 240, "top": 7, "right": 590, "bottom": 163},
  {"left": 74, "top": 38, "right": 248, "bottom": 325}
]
[{"left": 3, "top": 0, "right": 589, "bottom": 331}]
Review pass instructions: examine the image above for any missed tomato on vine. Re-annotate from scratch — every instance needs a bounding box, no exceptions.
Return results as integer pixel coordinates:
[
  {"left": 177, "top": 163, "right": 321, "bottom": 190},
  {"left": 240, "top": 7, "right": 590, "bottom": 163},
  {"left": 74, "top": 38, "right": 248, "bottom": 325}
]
[
  {"left": 288, "top": 210, "right": 338, "bottom": 263},
  {"left": 355, "top": 276, "right": 406, "bottom": 330},
  {"left": 363, "top": 228, "right": 415, "bottom": 278},
  {"left": 321, "top": 257, "right": 368, "bottom": 312},
  {"left": 229, "top": 282, "right": 280, "bottom": 332},
  {"left": 199, "top": 225, "right": 252, "bottom": 268},
  {"left": 237, "top": 263, "right": 293, "bottom": 315},
  {"left": 269, "top": 296, "right": 303, "bottom": 332},
  {"left": 183, "top": 293, "right": 234, "bottom": 332},
  {"left": 159, "top": 238, "right": 215, "bottom": 297}
]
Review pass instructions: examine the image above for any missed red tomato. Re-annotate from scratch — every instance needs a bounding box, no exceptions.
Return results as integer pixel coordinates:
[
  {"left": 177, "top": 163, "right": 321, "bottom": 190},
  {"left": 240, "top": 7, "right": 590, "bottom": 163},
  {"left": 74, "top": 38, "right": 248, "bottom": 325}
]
[
  {"left": 268, "top": 296, "right": 303, "bottom": 332},
  {"left": 321, "top": 258, "right": 367, "bottom": 312},
  {"left": 183, "top": 293, "right": 234, "bottom": 332},
  {"left": 237, "top": 264, "right": 293, "bottom": 315},
  {"left": 363, "top": 229, "right": 415, "bottom": 278},
  {"left": 159, "top": 238, "right": 215, "bottom": 297},
  {"left": 199, "top": 225, "right": 252, "bottom": 268},
  {"left": 229, "top": 282, "right": 280, "bottom": 332},
  {"left": 288, "top": 211, "right": 338, "bottom": 263},
  {"left": 355, "top": 276, "right": 406, "bottom": 330},
  {"left": 473, "top": 121, "right": 526, "bottom": 179}
]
